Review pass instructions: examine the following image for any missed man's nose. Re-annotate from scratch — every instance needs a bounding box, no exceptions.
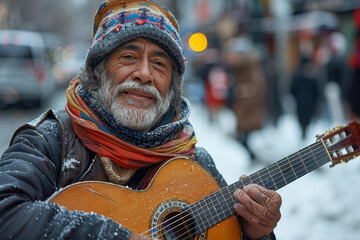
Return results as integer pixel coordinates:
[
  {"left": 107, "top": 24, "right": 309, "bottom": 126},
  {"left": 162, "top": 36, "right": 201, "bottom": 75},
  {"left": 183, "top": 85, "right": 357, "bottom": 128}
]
[{"left": 133, "top": 58, "right": 153, "bottom": 84}]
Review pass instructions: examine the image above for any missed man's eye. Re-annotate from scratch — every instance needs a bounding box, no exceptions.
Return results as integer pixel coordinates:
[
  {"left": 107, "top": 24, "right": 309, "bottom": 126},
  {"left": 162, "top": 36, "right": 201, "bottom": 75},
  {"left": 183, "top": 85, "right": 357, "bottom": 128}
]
[
  {"left": 155, "top": 61, "right": 165, "bottom": 67},
  {"left": 123, "top": 55, "right": 134, "bottom": 60}
]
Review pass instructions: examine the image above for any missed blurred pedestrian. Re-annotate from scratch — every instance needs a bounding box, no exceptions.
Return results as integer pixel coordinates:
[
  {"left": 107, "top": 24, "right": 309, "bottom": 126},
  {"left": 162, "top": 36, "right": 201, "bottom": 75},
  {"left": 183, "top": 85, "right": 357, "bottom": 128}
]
[
  {"left": 323, "top": 32, "right": 349, "bottom": 123},
  {"left": 223, "top": 36, "right": 266, "bottom": 161},
  {"left": 263, "top": 57, "right": 283, "bottom": 127},
  {"left": 326, "top": 32, "right": 349, "bottom": 98},
  {"left": 291, "top": 56, "right": 320, "bottom": 139},
  {"left": 197, "top": 46, "right": 232, "bottom": 122}
]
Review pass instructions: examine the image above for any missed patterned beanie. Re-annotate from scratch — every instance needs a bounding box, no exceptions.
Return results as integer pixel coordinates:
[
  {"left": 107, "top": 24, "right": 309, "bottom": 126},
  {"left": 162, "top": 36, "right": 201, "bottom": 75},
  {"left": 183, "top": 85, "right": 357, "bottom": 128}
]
[{"left": 85, "top": 0, "right": 186, "bottom": 76}]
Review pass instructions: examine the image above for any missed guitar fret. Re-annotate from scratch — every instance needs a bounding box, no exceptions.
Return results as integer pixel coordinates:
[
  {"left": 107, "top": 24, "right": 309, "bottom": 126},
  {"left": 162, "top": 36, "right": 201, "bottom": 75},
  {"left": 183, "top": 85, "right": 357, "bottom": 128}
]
[
  {"left": 302, "top": 150, "right": 317, "bottom": 172},
  {"left": 312, "top": 143, "right": 330, "bottom": 166},
  {"left": 201, "top": 199, "right": 214, "bottom": 230},
  {"left": 288, "top": 156, "right": 298, "bottom": 179},
  {"left": 303, "top": 143, "right": 327, "bottom": 172},
  {"left": 275, "top": 162, "right": 288, "bottom": 188},
  {"left": 217, "top": 191, "right": 230, "bottom": 218},
  {"left": 316, "top": 150, "right": 330, "bottom": 166},
  {"left": 298, "top": 152, "right": 309, "bottom": 173},
  {"left": 256, "top": 171, "right": 265, "bottom": 186},
  {"left": 240, "top": 176, "right": 251, "bottom": 186},
  {"left": 213, "top": 191, "right": 229, "bottom": 222},
  {"left": 279, "top": 158, "right": 296, "bottom": 184},
  {"left": 269, "top": 163, "right": 286, "bottom": 190},
  {"left": 260, "top": 168, "right": 277, "bottom": 190},
  {"left": 198, "top": 197, "right": 216, "bottom": 233},
  {"left": 224, "top": 186, "right": 237, "bottom": 213},
  {"left": 220, "top": 188, "right": 234, "bottom": 217},
  {"left": 310, "top": 145, "right": 320, "bottom": 169},
  {"left": 248, "top": 174, "right": 261, "bottom": 186},
  {"left": 190, "top": 199, "right": 206, "bottom": 233},
  {"left": 207, "top": 193, "right": 222, "bottom": 225},
  {"left": 290, "top": 155, "right": 306, "bottom": 178}
]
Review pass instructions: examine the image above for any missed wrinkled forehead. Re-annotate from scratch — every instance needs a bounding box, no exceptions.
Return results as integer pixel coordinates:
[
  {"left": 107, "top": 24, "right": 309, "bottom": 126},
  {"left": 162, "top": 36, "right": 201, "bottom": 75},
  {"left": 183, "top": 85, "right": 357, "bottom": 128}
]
[{"left": 113, "top": 38, "right": 172, "bottom": 61}]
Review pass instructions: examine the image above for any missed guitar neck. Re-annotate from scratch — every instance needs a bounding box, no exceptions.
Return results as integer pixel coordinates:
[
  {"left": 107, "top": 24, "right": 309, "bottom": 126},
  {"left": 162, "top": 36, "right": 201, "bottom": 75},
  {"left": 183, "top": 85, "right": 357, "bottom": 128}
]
[{"left": 189, "top": 141, "right": 332, "bottom": 234}]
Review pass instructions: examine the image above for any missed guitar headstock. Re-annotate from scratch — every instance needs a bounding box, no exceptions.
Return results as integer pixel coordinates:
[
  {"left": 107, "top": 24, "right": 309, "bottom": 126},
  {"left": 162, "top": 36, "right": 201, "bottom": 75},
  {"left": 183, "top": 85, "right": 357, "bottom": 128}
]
[{"left": 317, "top": 121, "right": 360, "bottom": 167}]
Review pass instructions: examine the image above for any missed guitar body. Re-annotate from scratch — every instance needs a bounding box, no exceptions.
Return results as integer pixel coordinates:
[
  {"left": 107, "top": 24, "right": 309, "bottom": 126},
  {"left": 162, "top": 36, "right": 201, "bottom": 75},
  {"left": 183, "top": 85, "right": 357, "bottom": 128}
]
[{"left": 50, "top": 158, "right": 242, "bottom": 239}]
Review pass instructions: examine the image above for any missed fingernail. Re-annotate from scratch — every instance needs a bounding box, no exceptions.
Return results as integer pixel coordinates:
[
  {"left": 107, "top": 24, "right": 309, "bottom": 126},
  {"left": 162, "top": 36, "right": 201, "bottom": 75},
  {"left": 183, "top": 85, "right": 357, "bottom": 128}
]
[
  {"left": 234, "top": 203, "right": 244, "bottom": 210},
  {"left": 234, "top": 189, "right": 241, "bottom": 198}
]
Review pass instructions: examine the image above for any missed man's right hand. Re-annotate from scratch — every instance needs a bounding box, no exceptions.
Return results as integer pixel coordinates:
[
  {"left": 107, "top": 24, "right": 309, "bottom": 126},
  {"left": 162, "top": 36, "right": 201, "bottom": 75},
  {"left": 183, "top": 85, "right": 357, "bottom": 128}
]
[{"left": 129, "top": 233, "right": 151, "bottom": 240}]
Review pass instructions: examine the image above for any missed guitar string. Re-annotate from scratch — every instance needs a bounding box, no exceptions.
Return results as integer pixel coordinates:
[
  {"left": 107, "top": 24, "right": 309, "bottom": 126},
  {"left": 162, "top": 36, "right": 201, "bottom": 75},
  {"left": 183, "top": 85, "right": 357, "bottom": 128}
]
[
  {"left": 141, "top": 141, "right": 332, "bottom": 238},
  {"left": 140, "top": 142, "right": 328, "bottom": 238},
  {"left": 144, "top": 142, "right": 328, "bottom": 239},
  {"left": 167, "top": 145, "right": 330, "bottom": 240}
]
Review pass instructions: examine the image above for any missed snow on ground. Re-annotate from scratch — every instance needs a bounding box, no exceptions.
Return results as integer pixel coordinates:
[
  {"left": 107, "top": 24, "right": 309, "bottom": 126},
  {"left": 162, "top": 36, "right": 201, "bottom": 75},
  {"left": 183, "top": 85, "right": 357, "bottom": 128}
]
[{"left": 189, "top": 102, "right": 360, "bottom": 240}]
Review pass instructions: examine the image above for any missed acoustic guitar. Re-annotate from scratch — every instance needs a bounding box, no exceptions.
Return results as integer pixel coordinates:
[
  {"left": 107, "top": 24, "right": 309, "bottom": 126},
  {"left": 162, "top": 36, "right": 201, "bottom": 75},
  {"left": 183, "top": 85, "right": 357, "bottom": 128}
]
[{"left": 50, "top": 121, "right": 360, "bottom": 239}]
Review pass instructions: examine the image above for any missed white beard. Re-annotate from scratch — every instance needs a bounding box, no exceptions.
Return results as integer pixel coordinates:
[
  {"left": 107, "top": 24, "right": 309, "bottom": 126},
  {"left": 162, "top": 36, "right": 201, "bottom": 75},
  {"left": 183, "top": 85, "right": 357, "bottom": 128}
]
[{"left": 95, "top": 80, "right": 173, "bottom": 132}]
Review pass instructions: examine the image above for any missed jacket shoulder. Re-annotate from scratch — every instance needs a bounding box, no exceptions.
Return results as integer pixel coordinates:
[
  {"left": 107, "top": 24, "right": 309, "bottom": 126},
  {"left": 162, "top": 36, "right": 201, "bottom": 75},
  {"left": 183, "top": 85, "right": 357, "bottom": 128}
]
[
  {"left": 9, "top": 109, "right": 57, "bottom": 144},
  {"left": 51, "top": 109, "right": 95, "bottom": 187},
  {"left": 9, "top": 109, "right": 93, "bottom": 188},
  {"left": 194, "top": 147, "right": 227, "bottom": 187}
]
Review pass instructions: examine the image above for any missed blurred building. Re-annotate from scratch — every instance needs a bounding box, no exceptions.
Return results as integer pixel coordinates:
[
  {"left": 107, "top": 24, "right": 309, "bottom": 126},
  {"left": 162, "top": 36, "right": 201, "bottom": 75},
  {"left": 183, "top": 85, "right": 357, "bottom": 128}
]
[
  {"left": 0, "top": 0, "right": 104, "bottom": 42},
  {"left": 2, "top": 0, "right": 360, "bottom": 95},
  {"left": 177, "top": 0, "right": 359, "bottom": 91}
]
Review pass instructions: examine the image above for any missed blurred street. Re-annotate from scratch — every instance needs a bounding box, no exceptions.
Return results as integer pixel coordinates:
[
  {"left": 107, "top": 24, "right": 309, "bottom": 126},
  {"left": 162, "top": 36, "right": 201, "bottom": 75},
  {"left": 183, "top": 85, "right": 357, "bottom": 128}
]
[
  {"left": 1, "top": 0, "right": 360, "bottom": 239},
  {"left": 0, "top": 88, "right": 66, "bottom": 154}
]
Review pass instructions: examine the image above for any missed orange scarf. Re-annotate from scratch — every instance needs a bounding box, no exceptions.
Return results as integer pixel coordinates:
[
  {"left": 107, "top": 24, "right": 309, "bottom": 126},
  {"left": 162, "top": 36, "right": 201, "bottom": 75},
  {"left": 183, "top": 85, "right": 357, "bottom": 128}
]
[{"left": 65, "top": 79, "right": 197, "bottom": 168}]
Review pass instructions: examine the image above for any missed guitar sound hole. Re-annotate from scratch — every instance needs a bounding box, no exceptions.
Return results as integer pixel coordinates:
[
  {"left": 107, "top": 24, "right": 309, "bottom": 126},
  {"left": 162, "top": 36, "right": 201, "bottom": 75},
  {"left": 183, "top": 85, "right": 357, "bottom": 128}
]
[{"left": 160, "top": 211, "right": 196, "bottom": 240}]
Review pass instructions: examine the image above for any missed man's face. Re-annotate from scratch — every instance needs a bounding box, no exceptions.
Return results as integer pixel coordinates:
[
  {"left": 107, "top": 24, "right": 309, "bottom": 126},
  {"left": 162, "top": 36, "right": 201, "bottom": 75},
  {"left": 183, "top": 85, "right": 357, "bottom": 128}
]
[
  {"left": 107, "top": 38, "right": 173, "bottom": 109},
  {"left": 97, "top": 38, "right": 174, "bottom": 131}
]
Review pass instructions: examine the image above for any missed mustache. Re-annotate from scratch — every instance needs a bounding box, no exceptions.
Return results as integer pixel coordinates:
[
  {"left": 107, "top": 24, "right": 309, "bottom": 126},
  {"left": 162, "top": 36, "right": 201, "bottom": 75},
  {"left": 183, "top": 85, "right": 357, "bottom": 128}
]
[{"left": 114, "top": 81, "right": 162, "bottom": 102}]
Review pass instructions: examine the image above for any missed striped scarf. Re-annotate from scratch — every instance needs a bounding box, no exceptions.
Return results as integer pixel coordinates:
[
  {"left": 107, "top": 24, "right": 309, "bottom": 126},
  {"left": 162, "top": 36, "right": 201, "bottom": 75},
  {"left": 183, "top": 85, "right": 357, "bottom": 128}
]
[{"left": 65, "top": 78, "right": 197, "bottom": 168}]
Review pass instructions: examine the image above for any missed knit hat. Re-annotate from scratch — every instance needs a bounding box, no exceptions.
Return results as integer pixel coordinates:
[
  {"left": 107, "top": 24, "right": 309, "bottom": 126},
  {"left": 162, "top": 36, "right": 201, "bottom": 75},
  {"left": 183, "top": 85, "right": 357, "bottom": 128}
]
[{"left": 85, "top": 0, "right": 186, "bottom": 76}]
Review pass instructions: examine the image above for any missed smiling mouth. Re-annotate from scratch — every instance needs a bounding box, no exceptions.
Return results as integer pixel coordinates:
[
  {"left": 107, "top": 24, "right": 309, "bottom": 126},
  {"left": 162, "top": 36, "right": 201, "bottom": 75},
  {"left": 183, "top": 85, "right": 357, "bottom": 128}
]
[
  {"left": 119, "top": 88, "right": 156, "bottom": 105},
  {"left": 123, "top": 90, "right": 153, "bottom": 99}
]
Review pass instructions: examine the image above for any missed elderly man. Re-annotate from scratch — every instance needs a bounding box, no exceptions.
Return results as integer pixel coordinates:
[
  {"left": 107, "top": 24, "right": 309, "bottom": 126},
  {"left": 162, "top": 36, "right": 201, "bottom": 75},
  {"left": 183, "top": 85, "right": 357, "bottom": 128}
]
[{"left": 0, "top": 0, "right": 281, "bottom": 239}]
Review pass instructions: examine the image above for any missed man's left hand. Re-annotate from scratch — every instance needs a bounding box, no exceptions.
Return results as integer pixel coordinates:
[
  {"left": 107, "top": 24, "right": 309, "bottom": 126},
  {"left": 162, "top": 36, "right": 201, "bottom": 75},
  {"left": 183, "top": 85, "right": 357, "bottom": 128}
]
[{"left": 233, "top": 178, "right": 281, "bottom": 240}]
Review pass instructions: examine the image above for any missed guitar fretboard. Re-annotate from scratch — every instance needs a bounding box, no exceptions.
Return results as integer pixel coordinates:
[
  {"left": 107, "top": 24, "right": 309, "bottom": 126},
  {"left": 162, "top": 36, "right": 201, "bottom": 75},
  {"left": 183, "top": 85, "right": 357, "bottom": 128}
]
[{"left": 188, "top": 141, "right": 331, "bottom": 234}]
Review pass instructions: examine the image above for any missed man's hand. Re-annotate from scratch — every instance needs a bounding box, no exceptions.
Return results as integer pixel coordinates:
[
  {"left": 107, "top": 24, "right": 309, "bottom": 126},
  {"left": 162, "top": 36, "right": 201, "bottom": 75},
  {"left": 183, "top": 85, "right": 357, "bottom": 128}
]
[{"left": 233, "top": 175, "right": 282, "bottom": 239}]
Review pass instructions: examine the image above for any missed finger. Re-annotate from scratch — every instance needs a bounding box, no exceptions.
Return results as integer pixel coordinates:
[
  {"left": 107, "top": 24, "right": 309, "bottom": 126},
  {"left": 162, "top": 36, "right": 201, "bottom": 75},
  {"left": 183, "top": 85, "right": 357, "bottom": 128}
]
[
  {"left": 234, "top": 200, "right": 259, "bottom": 224},
  {"left": 244, "top": 185, "right": 282, "bottom": 213},
  {"left": 239, "top": 174, "right": 247, "bottom": 180},
  {"left": 234, "top": 189, "right": 266, "bottom": 221}
]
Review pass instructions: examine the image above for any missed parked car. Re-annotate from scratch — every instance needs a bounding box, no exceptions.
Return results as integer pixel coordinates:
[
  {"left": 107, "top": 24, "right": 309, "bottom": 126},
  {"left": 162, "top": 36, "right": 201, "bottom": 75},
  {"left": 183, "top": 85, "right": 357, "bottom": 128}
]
[{"left": 0, "top": 30, "right": 56, "bottom": 107}]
